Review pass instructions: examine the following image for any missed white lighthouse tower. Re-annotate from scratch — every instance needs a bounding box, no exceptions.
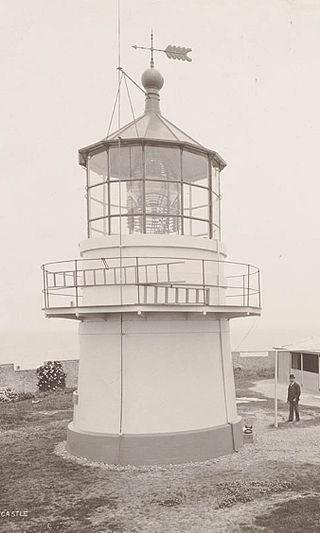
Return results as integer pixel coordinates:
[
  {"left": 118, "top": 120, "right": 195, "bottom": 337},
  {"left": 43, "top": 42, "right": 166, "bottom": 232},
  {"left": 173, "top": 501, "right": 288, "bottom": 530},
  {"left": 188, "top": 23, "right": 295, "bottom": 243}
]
[{"left": 42, "top": 56, "right": 261, "bottom": 465}]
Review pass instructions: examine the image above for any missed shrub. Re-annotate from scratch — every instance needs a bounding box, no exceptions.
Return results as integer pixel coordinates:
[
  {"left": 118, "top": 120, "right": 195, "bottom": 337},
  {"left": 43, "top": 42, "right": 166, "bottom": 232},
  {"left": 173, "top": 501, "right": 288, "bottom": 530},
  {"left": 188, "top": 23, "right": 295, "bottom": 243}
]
[
  {"left": 17, "top": 392, "right": 35, "bottom": 401},
  {"left": 0, "top": 387, "right": 18, "bottom": 403},
  {"left": 36, "top": 361, "right": 66, "bottom": 392}
]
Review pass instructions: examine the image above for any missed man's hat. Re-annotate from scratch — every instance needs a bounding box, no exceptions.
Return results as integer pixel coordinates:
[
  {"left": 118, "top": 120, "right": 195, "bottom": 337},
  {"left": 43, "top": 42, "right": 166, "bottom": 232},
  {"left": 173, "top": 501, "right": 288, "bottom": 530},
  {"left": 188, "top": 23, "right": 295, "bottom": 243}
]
[{"left": 289, "top": 373, "right": 295, "bottom": 379}]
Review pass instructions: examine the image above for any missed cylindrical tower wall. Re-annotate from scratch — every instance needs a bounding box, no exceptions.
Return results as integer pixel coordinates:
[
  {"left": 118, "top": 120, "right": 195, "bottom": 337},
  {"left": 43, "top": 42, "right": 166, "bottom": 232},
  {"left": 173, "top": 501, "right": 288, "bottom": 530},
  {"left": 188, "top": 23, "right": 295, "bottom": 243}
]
[{"left": 68, "top": 312, "right": 241, "bottom": 464}]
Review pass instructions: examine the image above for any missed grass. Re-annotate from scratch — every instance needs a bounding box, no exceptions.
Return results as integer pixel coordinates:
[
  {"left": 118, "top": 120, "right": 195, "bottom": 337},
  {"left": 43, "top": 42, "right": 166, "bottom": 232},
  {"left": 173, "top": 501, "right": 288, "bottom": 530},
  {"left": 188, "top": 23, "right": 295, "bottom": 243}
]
[
  {"left": 243, "top": 494, "right": 320, "bottom": 532},
  {"left": 1, "top": 373, "right": 320, "bottom": 532}
]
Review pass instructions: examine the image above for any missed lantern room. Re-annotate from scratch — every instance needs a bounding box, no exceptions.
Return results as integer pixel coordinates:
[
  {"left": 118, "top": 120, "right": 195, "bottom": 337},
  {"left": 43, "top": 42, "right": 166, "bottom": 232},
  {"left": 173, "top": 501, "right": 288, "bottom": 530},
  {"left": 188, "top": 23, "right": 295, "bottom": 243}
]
[{"left": 79, "top": 67, "right": 226, "bottom": 241}]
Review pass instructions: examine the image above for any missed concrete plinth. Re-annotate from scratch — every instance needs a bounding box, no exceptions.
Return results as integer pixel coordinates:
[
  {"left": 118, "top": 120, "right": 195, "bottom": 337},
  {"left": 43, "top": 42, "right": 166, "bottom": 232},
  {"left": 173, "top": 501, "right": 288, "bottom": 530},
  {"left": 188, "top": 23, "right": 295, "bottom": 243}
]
[{"left": 66, "top": 418, "right": 243, "bottom": 465}]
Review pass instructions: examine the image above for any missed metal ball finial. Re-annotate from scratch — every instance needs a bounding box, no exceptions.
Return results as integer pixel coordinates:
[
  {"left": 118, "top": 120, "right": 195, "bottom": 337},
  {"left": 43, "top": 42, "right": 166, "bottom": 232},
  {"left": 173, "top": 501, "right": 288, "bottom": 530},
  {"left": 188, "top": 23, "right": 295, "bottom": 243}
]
[{"left": 141, "top": 68, "right": 164, "bottom": 91}]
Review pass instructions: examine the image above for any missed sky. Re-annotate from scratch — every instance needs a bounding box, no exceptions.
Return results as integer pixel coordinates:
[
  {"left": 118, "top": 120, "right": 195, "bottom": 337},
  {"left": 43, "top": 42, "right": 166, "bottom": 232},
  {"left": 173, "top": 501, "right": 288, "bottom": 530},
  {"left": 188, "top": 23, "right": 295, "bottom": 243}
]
[{"left": 1, "top": 0, "right": 320, "bottom": 366}]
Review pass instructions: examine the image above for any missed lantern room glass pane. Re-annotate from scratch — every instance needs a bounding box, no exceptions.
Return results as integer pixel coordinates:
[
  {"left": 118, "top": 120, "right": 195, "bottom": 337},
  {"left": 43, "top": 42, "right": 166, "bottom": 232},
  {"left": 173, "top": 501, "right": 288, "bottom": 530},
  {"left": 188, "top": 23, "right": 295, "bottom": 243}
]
[
  {"left": 127, "top": 215, "right": 143, "bottom": 234},
  {"left": 110, "top": 215, "right": 144, "bottom": 235},
  {"left": 89, "top": 183, "right": 108, "bottom": 220},
  {"left": 183, "top": 184, "right": 209, "bottom": 221},
  {"left": 109, "top": 181, "right": 129, "bottom": 215},
  {"left": 145, "top": 181, "right": 181, "bottom": 215},
  {"left": 91, "top": 218, "right": 107, "bottom": 236},
  {"left": 109, "top": 180, "right": 144, "bottom": 216},
  {"left": 109, "top": 145, "right": 143, "bottom": 180},
  {"left": 145, "top": 146, "right": 180, "bottom": 180},
  {"left": 127, "top": 180, "right": 144, "bottom": 215},
  {"left": 189, "top": 218, "right": 209, "bottom": 237},
  {"left": 145, "top": 215, "right": 181, "bottom": 234},
  {"left": 183, "top": 150, "right": 208, "bottom": 185},
  {"left": 89, "top": 151, "right": 107, "bottom": 186}
]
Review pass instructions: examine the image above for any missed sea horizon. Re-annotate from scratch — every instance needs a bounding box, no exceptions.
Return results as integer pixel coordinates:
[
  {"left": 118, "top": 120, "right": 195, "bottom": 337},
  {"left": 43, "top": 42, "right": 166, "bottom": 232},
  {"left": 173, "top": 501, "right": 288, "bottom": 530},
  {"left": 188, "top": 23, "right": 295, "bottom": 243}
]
[{"left": 0, "top": 326, "right": 319, "bottom": 370}]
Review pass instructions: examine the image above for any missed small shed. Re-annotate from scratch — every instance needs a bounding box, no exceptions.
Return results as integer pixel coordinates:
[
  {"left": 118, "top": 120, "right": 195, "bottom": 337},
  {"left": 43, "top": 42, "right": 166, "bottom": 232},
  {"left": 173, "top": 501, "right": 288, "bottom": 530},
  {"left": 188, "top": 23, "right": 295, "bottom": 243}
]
[{"left": 278, "top": 339, "right": 320, "bottom": 391}]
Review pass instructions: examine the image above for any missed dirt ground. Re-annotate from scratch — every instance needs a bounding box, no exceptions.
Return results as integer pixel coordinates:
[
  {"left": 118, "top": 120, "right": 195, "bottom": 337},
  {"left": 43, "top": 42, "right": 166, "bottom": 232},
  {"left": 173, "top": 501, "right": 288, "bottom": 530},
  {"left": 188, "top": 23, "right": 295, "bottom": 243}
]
[{"left": 1, "top": 373, "right": 320, "bottom": 532}]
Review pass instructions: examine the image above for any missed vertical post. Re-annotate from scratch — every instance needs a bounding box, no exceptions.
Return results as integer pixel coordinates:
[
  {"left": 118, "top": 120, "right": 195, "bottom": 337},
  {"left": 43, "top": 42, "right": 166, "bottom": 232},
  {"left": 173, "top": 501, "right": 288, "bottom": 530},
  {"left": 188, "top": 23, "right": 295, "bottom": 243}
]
[
  {"left": 86, "top": 156, "right": 91, "bottom": 238},
  {"left": 202, "top": 259, "right": 206, "bottom": 305},
  {"left": 246, "top": 264, "right": 250, "bottom": 306},
  {"left": 242, "top": 275, "right": 245, "bottom": 306},
  {"left": 215, "top": 167, "right": 222, "bottom": 303},
  {"left": 180, "top": 148, "right": 184, "bottom": 235},
  {"left": 107, "top": 148, "right": 111, "bottom": 236},
  {"left": 142, "top": 144, "right": 146, "bottom": 234},
  {"left": 274, "top": 350, "right": 278, "bottom": 428},
  {"left": 217, "top": 244, "right": 221, "bottom": 306},
  {"left": 136, "top": 257, "right": 140, "bottom": 305},
  {"left": 75, "top": 260, "right": 79, "bottom": 308},
  {"left": 103, "top": 181, "right": 107, "bottom": 236},
  {"left": 165, "top": 286, "right": 169, "bottom": 304},
  {"left": 184, "top": 288, "right": 189, "bottom": 304},
  {"left": 217, "top": 168, "right": 222, "bottom": 242},
  {"left": 175, "top": 287, "right": 179, "bottom": 304},
  {"left": 208, "top": 158, "right": 213, "bottom": 240},
  {"left": 42, "top": 266, "right": 47, "bottom": 308},
  {"left": 258, "top": 269, "right": 261, "bottom": 308},
  {"left": 46, "top": 270, "right": 50, "bottom": 308},
  {"left": 189, "top": 185, "right": 192, "bottom": 235}
]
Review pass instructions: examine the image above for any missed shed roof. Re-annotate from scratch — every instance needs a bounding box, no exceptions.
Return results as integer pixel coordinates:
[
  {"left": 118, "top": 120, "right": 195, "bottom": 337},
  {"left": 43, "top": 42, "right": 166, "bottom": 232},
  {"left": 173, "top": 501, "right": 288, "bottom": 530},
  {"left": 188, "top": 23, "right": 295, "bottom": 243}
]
[{"left": 280, "top": 337, "right": 320, "bottom": 353}]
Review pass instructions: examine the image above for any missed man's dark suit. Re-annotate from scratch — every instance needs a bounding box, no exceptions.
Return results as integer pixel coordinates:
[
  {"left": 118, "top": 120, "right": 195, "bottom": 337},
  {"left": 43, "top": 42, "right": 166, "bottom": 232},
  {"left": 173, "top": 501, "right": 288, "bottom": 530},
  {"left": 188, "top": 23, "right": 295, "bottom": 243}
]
[{"left": 287, "top": 382, "right": 301, "bottom": 421}]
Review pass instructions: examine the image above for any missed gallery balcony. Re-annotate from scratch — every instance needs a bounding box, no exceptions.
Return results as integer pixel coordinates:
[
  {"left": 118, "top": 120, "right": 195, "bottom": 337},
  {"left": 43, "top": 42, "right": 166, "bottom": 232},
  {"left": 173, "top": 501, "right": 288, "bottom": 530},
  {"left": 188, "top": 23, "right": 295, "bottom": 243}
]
[{"left": 41, "top": 256, "right": 261, "bottom": 319}]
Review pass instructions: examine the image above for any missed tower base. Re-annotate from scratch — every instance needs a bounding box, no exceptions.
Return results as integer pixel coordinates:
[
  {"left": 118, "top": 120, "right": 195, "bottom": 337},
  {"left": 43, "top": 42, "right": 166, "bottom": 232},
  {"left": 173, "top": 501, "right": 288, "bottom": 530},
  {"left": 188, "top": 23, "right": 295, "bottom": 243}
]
[{"left": 66, "top": 418, "right": 243, "bottom": 466}]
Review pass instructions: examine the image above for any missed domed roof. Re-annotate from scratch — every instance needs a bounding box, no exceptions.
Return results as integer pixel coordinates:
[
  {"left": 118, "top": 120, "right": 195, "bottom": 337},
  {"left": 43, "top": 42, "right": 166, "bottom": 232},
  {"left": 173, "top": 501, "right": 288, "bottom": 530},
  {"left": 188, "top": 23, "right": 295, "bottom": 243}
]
[
  {"left": 104, "top": 67, "right": 204, "bottom": 147},
  {"left": 104, "top": 110, "right": 204, "bottom": 146},
  {"left": 79, "top": 66, "right": 226, "bottom": 170}
]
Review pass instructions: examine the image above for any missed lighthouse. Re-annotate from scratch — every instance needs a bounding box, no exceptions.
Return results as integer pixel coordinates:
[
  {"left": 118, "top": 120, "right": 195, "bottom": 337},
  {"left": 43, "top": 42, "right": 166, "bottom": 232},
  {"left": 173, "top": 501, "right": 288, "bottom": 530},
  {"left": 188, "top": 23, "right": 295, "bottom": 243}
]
[{"left": 42, "top": 56, "right": 261, "bottom": 465}]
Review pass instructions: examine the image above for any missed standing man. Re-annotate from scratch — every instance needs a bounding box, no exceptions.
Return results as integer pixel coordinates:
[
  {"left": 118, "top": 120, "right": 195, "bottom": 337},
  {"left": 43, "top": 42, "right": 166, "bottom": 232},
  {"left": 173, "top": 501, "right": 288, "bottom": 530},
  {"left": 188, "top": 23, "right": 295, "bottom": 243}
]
[{"left": 287, "top": 373, "right": 301, "bottom": 422}]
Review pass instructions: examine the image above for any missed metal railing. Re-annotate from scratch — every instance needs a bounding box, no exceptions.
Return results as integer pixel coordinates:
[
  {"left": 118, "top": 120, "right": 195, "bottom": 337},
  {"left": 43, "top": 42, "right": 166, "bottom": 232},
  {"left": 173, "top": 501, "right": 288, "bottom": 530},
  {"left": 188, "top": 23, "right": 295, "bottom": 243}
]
[{"left": 41, "top": 256, "right": 261, "bottom": 310}]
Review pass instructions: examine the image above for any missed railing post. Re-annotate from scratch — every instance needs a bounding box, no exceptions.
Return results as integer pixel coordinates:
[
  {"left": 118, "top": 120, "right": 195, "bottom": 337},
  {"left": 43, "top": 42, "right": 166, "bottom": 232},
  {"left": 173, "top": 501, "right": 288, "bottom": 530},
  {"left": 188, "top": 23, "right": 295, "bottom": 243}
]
[
  {"left": 46, "top": 269, "right": 50, "bottom": 309},
  {"left": 75, "top": 259, "right": 79, "bottom": 308},
  {"left": 258, "top": 269, "right": 261, "bottom": 308},
  {"left": 242, "top": 275, "right": 245, "bottom": 306},
  {"left": 42, "top": 266, "right": 47, "bottom": 308},
  {"left": 246, "top": 264, "right": 250, "bottom": 307},
  {"left": 202, "top": 260, "right": 206, "bottom": 305},
  {"left": 175, "top": 287, "right": 179, "bottom": 304},
  {"left": 136, "top": 257, "right": 140, "bottom": 305}
]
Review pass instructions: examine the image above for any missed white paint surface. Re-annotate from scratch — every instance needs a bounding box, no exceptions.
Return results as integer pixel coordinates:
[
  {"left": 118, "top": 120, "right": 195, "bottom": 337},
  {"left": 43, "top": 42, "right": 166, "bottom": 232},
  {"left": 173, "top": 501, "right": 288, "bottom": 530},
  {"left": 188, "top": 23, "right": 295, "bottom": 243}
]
[
  {"left": 72, "top": 313, "right": 237, "bottom": 435},
  {"left": 75, "top": 318, "right": 121, "bottom": 433}
]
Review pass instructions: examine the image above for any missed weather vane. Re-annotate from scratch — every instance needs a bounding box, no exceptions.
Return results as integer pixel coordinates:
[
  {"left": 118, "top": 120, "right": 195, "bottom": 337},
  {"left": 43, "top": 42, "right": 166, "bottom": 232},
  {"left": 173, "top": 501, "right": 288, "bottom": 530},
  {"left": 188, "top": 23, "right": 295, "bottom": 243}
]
[{"left": 132, "top": 30, "right": 192, "bottom": 67}]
